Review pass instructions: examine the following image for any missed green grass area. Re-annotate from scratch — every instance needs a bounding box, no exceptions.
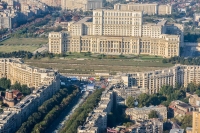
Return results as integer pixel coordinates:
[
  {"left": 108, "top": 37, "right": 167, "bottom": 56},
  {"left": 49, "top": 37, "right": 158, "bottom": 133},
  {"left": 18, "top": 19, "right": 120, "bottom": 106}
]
[
  {"left": 25, "top": 57, "right": 173, "bottom": 75},
  {"left": 61, "top": 52, "right": 163, "bottom": 61},
  {"left": 1, "top": 38, "right": 48, "bottom": 45},
  {"left": 0, "top": 45, "right": 40, "bottom": 53}
]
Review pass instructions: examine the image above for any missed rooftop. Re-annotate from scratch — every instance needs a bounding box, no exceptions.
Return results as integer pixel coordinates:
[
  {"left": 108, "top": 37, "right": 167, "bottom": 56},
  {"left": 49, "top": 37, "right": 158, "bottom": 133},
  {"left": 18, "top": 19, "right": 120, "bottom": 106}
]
[
  {"left": 75, "top": 17, "right": 92, "bottom": 24},
  {"left": 157, "top": 20, "right": 167, "bottom": 26},
  {"left": 170, "top": 128, "right": 184, "bottom": 133}
]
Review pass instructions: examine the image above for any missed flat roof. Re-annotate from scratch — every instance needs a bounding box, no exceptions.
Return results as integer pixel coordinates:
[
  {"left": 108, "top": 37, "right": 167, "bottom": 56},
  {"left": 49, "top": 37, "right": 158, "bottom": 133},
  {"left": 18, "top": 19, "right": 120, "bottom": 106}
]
[
  {"left": 75, "top": 17, "right": 92, "bottom": 24},
  {"left": 157, "top": 20, "right": 167, "bottom": 26}
]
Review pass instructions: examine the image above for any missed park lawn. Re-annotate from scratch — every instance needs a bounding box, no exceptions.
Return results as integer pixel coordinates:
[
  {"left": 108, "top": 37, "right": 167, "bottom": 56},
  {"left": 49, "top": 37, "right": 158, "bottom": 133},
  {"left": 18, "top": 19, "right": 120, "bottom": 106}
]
[
  {"left": 1, "top": 38, "right": 48, "bottom": 45},
  {"left": 63, "top": 53, "right": 164, "bottom": 61},
  {"left": 25, "top": 58, "right": 174, "bottom": 75},
  {"left": 138, "top": 55, "right": 163, "bottom": 60},
  {"left": 0, "top": 45, "right": 40, "bottom": 53}
]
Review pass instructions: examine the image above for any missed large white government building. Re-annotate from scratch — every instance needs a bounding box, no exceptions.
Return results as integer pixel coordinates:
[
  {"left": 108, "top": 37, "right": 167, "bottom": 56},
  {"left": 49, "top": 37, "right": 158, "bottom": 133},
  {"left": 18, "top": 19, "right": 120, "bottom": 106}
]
[
  {"left": 49, "top": 8, "right": 181, "bottom": 58},
  {"left": 121, "top": 64, "right": 200, "bottom": 94},
  {"left": 0, "top": 58, "right": 60, "bottom": 133}
]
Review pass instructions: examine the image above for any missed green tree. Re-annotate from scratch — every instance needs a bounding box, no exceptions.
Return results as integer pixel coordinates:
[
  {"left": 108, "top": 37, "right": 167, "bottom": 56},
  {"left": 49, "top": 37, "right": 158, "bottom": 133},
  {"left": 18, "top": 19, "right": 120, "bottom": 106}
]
[
  {"left": 126, "top": 96, "right": 135, "bottom": 108},
  {"left": 159, "top": 86, "right": 174, "bottom": 97},
  {"left": 137, "top": 93, "right": 150, "bottom": 107},
  {"left": 162, "top": 59, "right": 168, "bottom": 63},
  {"left": 0, "top": 78, "right": 11, "bottom": 91},
  {"left": 148, "top": 110, "right": 158, "bottom": 119},
  {"left": 180, "top": 115, "right": 192, "bottom": 129}
]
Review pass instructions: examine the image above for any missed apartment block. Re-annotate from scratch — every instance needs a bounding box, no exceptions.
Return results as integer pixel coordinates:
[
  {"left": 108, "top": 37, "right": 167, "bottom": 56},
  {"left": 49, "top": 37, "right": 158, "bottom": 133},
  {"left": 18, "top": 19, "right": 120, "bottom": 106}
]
[
  {"left": 192, "top": 110, "right": 200, "bottom": 133},
  {"left": 114, "top": 3, "right": 172, "bottom": 15},
  {"left": 77, "top": 112, "right": 107, "bottom": 133},
  {"left": 113, "top": 86, "right": 142, "bottom": 105},
  {"left": 123, "top": 65, "right": 200, "bottom": 94},
  {"left": 187, "top": 93, "right": 200, "bottom": 107},
  {"left": 49, "top": 9, "right": 181, "bottom": 57},
  {"left": 78, "top": 86, "right": 113, "bottom": 133},
  {"left": 0, "top": 9, "right": 17, "bottom": 29},
  {"left": 94, "top": 90, "right": 113, "bottom": 113},
  {"left": 61, "top": 0, "right": 103, "bottom": 11},
  {"left": 131, "top": 118, "right": 163, "bottom": 133},
  {"left": 0, "top": 58, "right": 58, "bottom": 88},
  {"left": 169, "top": 100, "right": 194, "bottom": 117},
  {"left": 0, "top": 58, "right": 60, "bottom": 133},
  {"left": 125, "top": 105, "right": 167, "bottom": 121}
]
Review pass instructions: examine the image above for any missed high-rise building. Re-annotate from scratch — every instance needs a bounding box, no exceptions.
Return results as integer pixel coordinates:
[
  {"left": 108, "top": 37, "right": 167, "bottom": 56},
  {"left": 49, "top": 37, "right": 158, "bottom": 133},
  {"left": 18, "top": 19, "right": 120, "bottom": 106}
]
[{"left": 192, "top": 110, "right": 200, "bottom": 133}]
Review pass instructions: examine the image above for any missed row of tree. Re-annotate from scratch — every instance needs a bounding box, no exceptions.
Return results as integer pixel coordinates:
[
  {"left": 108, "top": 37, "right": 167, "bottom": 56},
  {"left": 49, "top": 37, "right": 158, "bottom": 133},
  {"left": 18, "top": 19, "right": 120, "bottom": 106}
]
[
  {"left": 0, "top": 51, "right": 33, "bottom": 59},
  {"left": 32, "top": 87, "right": 79, "bottom": 133},
  {"left": 162, "top": 56, "right": 200, "bottom": 65},
  {"left": 16, "top": 86, "right": 79, "bottom": 133},
  {"left": 0, "top": 78, "right": 31, "bottom": 96},
  {"left": 0, "top": 51, "right": 56, "bottom": 60},
  {"left": 60, "top": 89, "right": 104, "bottom": 133}
]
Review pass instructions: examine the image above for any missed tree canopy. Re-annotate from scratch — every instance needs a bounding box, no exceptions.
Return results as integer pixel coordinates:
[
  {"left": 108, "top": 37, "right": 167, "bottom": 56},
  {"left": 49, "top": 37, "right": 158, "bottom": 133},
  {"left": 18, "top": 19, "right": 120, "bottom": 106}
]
[
  {"left": 162, "top": 56, "right": 200, "bottom": 65},
  {"left": 60, "top": 89, "right": 104, "bottom": 133},
  {"left": 126, "top": 83, "right": 195, "bottom": 109},
  {"left": 0, "top": 78, "right": 11, "bottom": 91},
  {"left": 148, "top": 110, "right": 158, "bottom": 119},
  {"left": 17, "top": 86, "right": 79, "bottom": 133},
  {"left": 126, "top": 96, "right": 135, "bottom": 108}
]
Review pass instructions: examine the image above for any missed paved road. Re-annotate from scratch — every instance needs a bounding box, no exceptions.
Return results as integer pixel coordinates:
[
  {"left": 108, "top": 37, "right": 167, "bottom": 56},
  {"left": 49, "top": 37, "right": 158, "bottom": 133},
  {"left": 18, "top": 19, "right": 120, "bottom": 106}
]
[
  {"left": 33, "top": 44, "right": 48, "bottom": 54},
  {"left": 45, "top": 92, "right": 89, "bottom": 133}
]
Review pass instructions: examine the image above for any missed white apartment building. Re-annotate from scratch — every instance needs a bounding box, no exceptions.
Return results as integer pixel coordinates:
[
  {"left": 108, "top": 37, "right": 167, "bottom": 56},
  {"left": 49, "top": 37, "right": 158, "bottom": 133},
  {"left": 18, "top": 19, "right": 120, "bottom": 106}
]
[
  {"left": 125, "top": 105, "right": 167, "bottom": 120},
  {"left": 122, "top": 65, "right": 200, "bottom": 94},
  {"left": 114, "top": 3, "right": 172, "bottom": 15}
]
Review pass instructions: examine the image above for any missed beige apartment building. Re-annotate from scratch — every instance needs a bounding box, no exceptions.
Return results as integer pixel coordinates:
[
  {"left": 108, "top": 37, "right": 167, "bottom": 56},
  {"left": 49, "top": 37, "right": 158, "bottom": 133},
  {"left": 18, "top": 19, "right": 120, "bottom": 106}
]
[
  {"left": 188, "top": 94, "right": 200, "bottom": 107},
  {"left": 125, "top": 105, "right": 167, "bottom": 120},
  {"left": 49, "top": 9, "right": 180, "bottom": 57},
  {"left": 78, "top": 89, "right": 113, "bottom": 133},
  {"left": 122, "top": 65, "right": 200, "bottom": 94},
  {"left": 0, "top": 58, "right": 58, "bottom": 88},
  {"left": 192, "top": 110, "right": 200, "bottom": 133},
  {"left": 114, "top": 3, "right": 172, "bottom": 15},
  {"left": 61, "top": 0, "right": 103, "bottom": 11}
]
